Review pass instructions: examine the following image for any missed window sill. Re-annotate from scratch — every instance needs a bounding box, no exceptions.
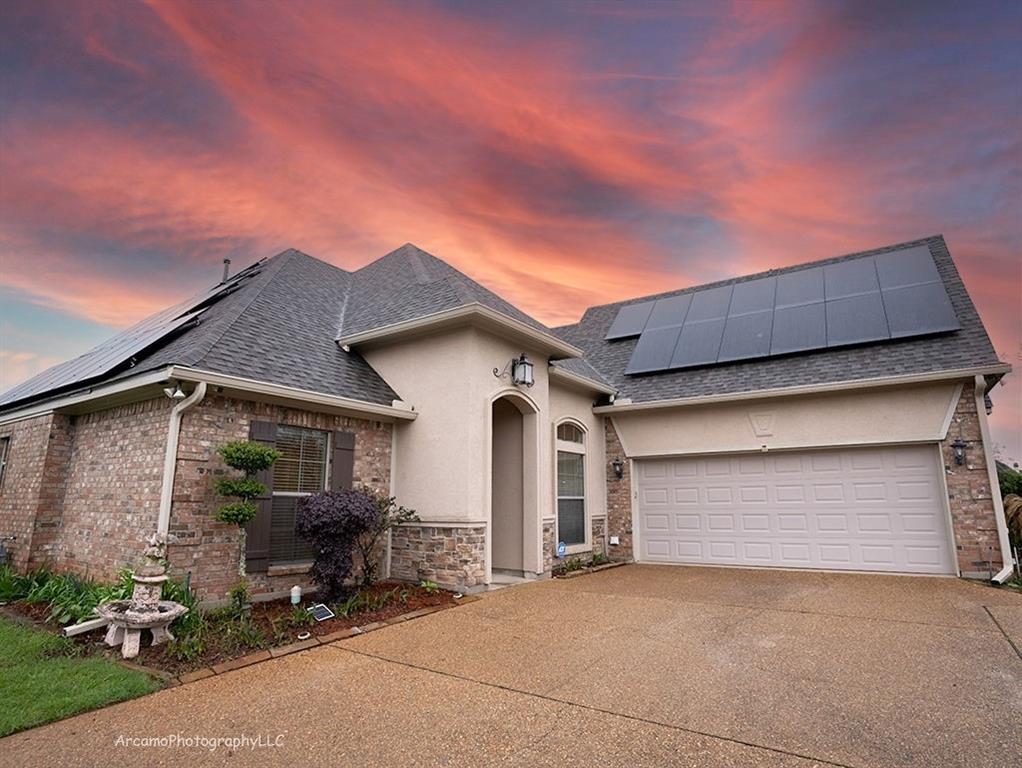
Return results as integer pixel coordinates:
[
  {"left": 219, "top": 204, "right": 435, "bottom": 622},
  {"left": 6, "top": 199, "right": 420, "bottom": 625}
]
[
  {"left": 267, "top": 562, "right": 314, "bottom": 577},
  {"left": 563, "top": 544, "right": 590, "bottom": 556}
]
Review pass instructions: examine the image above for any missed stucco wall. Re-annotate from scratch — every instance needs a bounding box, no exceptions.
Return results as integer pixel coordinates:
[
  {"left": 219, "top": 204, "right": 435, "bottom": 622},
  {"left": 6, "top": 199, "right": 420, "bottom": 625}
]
[{"left": 608, "top": 381, "right": 960, "bottom": 458}]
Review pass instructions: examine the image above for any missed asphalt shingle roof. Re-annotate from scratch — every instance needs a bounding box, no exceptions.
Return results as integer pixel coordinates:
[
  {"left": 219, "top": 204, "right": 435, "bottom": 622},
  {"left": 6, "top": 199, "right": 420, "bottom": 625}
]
[{"left": 554, "top": 235, "right": 1003, "bottom": 403}]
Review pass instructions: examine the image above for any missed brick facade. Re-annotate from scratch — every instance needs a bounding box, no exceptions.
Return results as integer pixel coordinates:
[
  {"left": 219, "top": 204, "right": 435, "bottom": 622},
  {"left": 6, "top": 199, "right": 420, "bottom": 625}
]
[
  {"left": 168, "top": 395, "right": 392, "bottom": 600},
  {"left": 941, "top": 382, "right": 1003, "bottom": 576},
  {"left": 604, "top": 418, "right": 633, "bottom": 562},
  {"left": 0, "top": 393, "right": 392, "bottom": 602},
  {"left": 389, "top": 524, "right": 486, "bottom": 590}
]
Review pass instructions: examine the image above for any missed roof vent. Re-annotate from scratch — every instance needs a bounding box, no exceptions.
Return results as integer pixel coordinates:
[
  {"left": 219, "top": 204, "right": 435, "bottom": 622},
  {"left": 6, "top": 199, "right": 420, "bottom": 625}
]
[{"left": 222, "top": 258, "right": 231, "bottom": 283}]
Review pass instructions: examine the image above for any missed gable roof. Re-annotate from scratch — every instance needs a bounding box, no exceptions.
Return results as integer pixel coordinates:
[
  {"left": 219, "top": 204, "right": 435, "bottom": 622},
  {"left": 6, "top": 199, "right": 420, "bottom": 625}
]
[{"left": 554, "top": 235, "right": 1005, "bottom": 405}]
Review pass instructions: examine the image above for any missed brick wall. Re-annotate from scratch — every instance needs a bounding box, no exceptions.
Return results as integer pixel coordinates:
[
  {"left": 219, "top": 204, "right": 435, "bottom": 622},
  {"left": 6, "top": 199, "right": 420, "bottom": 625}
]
[
  {"left": 0, "top": 413, "right": 70, "bottom": 570},
  {"left": 168, "top": 394, "right": 393, "bottom": 601},
  {"left": 604, "top": 418, "right": 633, "bottom": 562},
  {"left": 390, "top": 524, "right": 486, "bottom": 591},
  {"left": 942, "top": 381, "right": 1003, "bottom": 576}
]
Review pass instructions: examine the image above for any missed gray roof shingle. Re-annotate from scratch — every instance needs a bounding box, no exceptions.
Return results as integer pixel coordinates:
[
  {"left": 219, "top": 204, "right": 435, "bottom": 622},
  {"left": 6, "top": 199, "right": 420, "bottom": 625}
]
[{"left": 554, "top": 235, "right": 1004, "bottom": 403}]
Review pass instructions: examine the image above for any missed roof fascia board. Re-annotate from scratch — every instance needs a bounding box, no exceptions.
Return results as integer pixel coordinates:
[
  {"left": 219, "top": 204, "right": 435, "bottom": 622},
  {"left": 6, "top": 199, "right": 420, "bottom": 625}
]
[
  {"left": 593, "top": 364, "right": 1012, "bottom": 414},
  {"left": 338, "top": 303, "right": 583, "bottom": 359},
  {"left": 170, "top": 367, "right": 417, "bottom": 421},
  {"left": 549, "top": 365, "right": 617, "bottom": 395},
  {"left": 0, "top": 367, "right": 176, "bottom": 426}
]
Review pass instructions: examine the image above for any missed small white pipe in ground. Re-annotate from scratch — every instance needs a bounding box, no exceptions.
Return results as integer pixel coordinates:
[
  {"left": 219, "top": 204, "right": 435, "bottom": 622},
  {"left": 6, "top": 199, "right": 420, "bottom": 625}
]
[
  {"left": 157, "top": 381, "right": 207, "bottom": 537},
  {"left": 61, "top": 616, "right": 108, "bottom": 637}
]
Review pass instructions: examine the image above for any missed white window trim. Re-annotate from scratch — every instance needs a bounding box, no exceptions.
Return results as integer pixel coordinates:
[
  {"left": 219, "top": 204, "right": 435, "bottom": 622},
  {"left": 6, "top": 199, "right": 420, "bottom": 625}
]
[{"left": 554, "top": 419, "right": 589, "bottom": 554}]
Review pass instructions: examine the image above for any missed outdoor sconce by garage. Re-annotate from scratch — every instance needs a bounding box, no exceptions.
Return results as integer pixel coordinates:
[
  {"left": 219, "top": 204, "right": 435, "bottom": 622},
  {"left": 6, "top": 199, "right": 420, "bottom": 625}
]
[
  {"left": 611, "top": 458, "right": 624, "bottom": 479},
  {"left": 494, "top": 353, "right": 535, "bottom": 388},
  {"left": 951, "top": 437, "right": 966, "bottom": 466}
]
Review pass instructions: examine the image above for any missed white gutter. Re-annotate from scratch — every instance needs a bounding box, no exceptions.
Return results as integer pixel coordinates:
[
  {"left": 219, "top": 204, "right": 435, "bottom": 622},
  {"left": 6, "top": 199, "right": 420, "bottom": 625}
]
[
  {"left": 169, "top": 367, "right": 417, "bottom": 421},
  {"left": 157, "top": 381, "right": 207, "bottom": 536},
  {"left": 973, "top": 374, "right": 1015, "bottom": 584},
  {"left": 0, "top": 367, "right": 176, "bottom": 426},
  {"left": 549, "top": 364, "right": 617, "bottom": 395},
  {"left": 594, "top": 364, "right": 1012, "bottom": 414}
]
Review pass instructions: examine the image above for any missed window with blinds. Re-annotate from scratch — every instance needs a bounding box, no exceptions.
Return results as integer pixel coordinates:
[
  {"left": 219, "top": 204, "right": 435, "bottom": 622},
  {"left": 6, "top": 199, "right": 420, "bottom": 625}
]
[
  {"left": 556, "top": 421, "right": 587, "bottom": 547},
  {"left": 271, "top": 426, "right": 327, "bottom": 563}
]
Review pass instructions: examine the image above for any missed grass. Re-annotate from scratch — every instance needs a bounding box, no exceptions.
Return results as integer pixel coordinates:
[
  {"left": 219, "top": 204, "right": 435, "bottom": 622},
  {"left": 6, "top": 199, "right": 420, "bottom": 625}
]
[{"left": 0, "top": 615, "right": 160, "bottom": 736}]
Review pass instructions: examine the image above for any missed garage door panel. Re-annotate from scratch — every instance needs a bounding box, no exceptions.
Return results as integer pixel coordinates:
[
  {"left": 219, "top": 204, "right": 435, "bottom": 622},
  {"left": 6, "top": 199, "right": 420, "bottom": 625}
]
[{"left": 637, "top": 446, "right": 953, "bottom": 575}]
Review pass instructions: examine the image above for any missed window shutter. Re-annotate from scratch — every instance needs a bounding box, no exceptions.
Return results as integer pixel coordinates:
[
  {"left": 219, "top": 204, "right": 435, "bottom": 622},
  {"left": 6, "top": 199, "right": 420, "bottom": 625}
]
[
  {"left": 245, "top": 421, "right": 277, "bottom": 572},
  {"left": 330, "top": 431, "right": 356, "bottom": 491}
]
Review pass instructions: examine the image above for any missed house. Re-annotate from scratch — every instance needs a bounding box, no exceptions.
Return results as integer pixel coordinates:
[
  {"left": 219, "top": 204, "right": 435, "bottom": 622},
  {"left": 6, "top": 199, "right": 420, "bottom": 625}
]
[{"left": 0, "top": 235, "right": 1013, "bottom": 599}]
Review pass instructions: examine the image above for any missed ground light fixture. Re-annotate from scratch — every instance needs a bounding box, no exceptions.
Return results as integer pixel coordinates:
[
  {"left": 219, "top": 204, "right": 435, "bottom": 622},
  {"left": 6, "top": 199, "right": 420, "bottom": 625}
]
[{"left": 493, "top": 353, "right": 535, "bottom": 388}]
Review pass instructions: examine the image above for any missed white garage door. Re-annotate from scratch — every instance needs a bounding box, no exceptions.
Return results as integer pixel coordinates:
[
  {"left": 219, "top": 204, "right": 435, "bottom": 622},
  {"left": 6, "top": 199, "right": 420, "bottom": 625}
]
[{"left": 636, "top": 445, "right": 954, "bottom": 574}]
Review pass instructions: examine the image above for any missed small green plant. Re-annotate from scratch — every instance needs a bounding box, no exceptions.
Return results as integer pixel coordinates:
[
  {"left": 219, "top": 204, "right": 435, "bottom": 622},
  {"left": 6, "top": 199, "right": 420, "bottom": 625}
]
[
  {"left": 419, "top": 579, "right": 440, "bottom": 595},
  {"left": 590, "top": 552, "right": 609, "bottom": 566},
  {"left": 562, "top": 557, "right": 585, "bottom": 573},
  {"left": 214, "top": 440, "right": 280, "bottom": 581},
  {"left": 228, "top": 581, "right": 250, "bottom": 618}
]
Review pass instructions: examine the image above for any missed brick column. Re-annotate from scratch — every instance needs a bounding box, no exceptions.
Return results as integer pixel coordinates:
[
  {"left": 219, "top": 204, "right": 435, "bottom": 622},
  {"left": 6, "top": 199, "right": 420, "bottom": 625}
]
[{"left": 604, "top": 418, "right": 633, "bottom": 561}]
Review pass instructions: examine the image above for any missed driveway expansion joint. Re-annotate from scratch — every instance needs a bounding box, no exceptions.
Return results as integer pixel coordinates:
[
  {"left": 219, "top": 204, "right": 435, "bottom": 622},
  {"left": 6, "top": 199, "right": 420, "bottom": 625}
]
[
  {"left": 983, "top": 605, "right": 1022, "bottom": 660},
  {"left": 332, "top": 645, "right": 866, "bottom": 768}
]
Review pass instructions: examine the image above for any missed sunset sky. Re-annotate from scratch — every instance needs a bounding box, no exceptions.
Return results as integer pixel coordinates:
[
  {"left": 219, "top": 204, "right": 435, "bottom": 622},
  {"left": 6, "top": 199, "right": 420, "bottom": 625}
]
[{"left": 1, "top": 0, "right": 1019, "bottom": 460}]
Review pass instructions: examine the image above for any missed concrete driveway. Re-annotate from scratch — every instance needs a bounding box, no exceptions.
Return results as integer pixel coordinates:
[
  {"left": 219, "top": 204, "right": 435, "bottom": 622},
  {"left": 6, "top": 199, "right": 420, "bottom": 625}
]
[{"left": 2, "top": 565, "right": 1020, "bottom": 768}]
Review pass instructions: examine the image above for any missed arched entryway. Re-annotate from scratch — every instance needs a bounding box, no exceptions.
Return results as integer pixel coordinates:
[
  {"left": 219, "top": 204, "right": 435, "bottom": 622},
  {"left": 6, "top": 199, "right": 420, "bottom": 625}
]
[{"left": 490, "top": 393, "right": 538, "bottom": 576}]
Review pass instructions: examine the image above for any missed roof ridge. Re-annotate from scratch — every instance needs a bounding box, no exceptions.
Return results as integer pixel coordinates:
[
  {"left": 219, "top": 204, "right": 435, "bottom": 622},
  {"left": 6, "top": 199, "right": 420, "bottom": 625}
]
[{"left": 583, "top": 234, "right": 946, "bottom": 315}]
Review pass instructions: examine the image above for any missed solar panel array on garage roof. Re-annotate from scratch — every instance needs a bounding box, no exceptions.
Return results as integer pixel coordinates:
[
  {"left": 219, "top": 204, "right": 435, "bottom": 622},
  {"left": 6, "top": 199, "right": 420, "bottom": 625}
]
[
  {"left": 610, "top": 244, "right": 959, "bottom": 375},
  {"left": 0, "top": 261, "right": 265, "bottom": 406}
]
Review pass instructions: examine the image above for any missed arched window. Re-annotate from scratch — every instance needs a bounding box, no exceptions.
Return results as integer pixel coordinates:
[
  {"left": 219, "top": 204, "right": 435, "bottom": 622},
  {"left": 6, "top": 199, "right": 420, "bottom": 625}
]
[{"left": 555, "top": 421, "right": 586, "bottom": 547}]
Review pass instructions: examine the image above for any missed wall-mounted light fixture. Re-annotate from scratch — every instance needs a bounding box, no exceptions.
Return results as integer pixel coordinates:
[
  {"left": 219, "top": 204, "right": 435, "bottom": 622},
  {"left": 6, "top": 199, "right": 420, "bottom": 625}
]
[
  {"left": 493, "top": 354, "right": 535, "bottom": 388},
  {"left": 162, "top": 383, "right": 186, "bottom": 400},
  {"left": 611, "top": 458, "right": 624, "bottom": 479},
  {"left": 951, "top": 437, "right": 966, "bottom": 466}
]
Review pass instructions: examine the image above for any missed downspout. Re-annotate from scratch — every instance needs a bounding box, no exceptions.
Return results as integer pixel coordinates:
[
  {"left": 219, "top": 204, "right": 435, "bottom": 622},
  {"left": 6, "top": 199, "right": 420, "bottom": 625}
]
[
  {"left": 973, "top": 375, "right": 1015, "bottom": 583},
  {"left": 157, "top": 381, "right": 207, "bottom": 537}
]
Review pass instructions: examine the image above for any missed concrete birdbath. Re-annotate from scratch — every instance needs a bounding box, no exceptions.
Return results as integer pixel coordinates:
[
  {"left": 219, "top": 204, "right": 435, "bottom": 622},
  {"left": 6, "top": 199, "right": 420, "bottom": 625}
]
[{"left": 95, "top": 533, "right": 187, "bottom": 659}]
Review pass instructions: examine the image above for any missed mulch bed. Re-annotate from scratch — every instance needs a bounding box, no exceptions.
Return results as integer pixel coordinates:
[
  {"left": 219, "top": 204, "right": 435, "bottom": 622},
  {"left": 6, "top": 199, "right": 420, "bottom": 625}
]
[{"left": 4, "top": 581, "right": 457, "bottom": 677}]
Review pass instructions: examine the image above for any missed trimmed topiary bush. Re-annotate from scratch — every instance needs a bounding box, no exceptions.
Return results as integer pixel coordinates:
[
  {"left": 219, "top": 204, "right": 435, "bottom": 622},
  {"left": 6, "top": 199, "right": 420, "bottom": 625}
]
[
  {"left": 214, "top": 440, "right": 280, "bottom": 581},
  {"left": 296, "top": 489, "right": 379, "bottom": 601}
]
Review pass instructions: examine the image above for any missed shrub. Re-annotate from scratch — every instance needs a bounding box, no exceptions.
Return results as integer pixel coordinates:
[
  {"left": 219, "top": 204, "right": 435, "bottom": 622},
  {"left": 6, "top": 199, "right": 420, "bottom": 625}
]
[
  {"left": 355, "top": 490, "right": 419, "bottom": 586},
  {"left": 998, "top": 464, "right": 1022, "bottom": 499},
  {"left": 215, "top": 440, "right": 279, "bottom": 583},
  {"left": 296, "top": 489, "right": 378, "bottom": 601}
]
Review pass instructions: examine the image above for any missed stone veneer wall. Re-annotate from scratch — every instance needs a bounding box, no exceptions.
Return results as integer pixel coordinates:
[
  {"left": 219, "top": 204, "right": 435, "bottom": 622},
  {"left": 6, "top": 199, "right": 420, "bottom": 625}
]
[
  {"left": 604, "top": 418, "right": 633, "bottom": 562},
  {"left": 547, "top": 515, "right": 609, "bottom": 572},
  {"left": 169, "top": 394, "right": 392, "bottom": 601},
  {"left": 941, "top": 381, "right": 1003, "bottom": 576},
  {"left": 390, "top": 524, "right": 486, "bottom": 590}
]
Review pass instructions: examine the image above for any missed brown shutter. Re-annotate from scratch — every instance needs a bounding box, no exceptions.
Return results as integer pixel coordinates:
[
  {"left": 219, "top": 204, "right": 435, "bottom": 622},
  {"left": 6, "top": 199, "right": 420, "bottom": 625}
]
[
  {"left": 245, "top": 421, "right": 277, "bottom": 572},
  {"left": 330, "top": 431, "right": 356, "bottom": 491}
]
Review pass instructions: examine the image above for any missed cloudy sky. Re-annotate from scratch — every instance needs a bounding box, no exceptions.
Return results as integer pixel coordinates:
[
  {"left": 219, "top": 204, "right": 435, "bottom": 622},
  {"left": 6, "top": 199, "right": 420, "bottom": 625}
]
[{"left": 1, "top": 0, "right": 1019, "bottom": 459}]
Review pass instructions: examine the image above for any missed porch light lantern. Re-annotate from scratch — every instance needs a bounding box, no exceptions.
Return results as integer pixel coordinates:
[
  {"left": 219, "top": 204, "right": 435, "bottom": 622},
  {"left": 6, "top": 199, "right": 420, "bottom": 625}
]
[
  {"left": 494, "top": 353, "right": 535, "bottom": 388},
  {"left": 611, "top": 458, "right": 624, "bottom": 479},
  {"left": 951, "top": 437, "right": 966, "bottom": 466}
]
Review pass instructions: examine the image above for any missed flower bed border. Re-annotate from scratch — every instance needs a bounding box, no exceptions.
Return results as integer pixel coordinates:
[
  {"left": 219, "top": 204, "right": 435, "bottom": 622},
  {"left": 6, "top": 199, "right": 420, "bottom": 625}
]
[{"left": 553, "top": 561, "right": 628, "bottom": 579}]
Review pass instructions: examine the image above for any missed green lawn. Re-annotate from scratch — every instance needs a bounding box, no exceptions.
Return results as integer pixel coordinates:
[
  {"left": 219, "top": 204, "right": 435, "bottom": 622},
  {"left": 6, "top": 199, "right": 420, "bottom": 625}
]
[{"left": 0, "top": 615, "right": 160, "bottom": 736}]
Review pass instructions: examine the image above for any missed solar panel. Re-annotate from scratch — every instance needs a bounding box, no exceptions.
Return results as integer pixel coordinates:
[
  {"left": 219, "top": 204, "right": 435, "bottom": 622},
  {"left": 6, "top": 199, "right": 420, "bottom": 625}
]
[
  {"left": 612, "top": 244, "right": 958, "bottom": 376},
  {"left": 775, "top": 266, "right": 824, "bottom": 308},
  {"left": 770, "top": 303, "right": 826, "bottom": 355},
  {"left": 875, "top": 245, "right": 941, "bottom": 289},
  {"left": 625, "top": 325, "right": 683, "bottom": 374},
  {"left": 670, "top": 319, "right": 725, "bottom": 368},
  {"left": 882, "top": 281, "right": 960, "bottom": 338},
  {"left": 645, "top": 294, "right": 692, "bottom": 330},
  {"left": 729, "top": 277, "right": 776, "bottom": 316},
  {"left": 0, "top": 263, "right": 264, "bottom": 407},
  {"left": 686, "top": 284, "right": 733, "bottom": 322},
  {"left": 605, "top": 300, "right": 655, "bottom": 340},
  {"left": 825, "top": 293, "right": 889, "bottom": 347},
  {"left": 718, "top": 310, "right": 773, "bottom": 362},
  {"left": 824, "top": 256, "right": 879, "bottom": 299}
]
